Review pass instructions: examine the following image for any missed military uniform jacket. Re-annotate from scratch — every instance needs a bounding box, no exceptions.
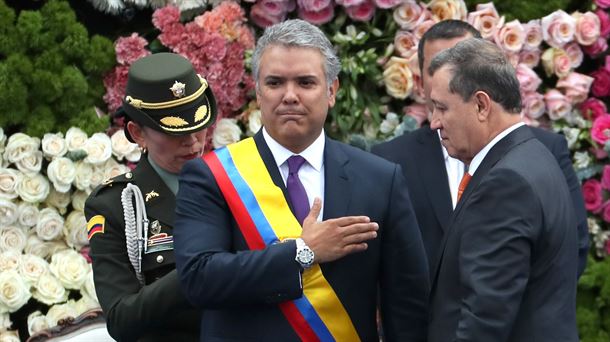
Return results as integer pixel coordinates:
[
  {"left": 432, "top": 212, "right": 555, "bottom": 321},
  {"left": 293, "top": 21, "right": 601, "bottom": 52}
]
[{"left": 85, "top": 157, "right": 200, "bottom": 342}]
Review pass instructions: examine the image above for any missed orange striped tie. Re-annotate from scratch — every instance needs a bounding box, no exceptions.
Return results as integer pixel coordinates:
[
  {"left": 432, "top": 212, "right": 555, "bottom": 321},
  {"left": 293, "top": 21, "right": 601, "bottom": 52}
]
[{"left": 457, "top": 173, "right": 472, "bottom": 202}]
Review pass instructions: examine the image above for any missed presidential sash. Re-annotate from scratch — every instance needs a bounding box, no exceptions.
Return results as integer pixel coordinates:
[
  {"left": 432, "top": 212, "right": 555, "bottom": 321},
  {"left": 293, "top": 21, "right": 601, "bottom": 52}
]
[{"left": 204, "top": 137, "right": 360, "bottom": 342}]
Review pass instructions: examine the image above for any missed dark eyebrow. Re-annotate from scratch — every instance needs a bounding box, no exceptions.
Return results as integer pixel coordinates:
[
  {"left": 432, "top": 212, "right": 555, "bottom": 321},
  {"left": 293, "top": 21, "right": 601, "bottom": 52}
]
[{"left": 431, "top": 99, "right": 445, "bottom": 108}]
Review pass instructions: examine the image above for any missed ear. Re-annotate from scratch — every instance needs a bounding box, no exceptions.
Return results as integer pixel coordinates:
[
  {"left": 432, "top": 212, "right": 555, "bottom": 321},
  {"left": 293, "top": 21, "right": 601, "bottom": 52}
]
[
  {"left": 126, "top": 121, "right": 146, "bottom": 148},
  {"left": 328, "top": 78, "right": 340, "bottom": 108},
  {"left": 473, "top": 91, "right": 491, "bottom": 121}
]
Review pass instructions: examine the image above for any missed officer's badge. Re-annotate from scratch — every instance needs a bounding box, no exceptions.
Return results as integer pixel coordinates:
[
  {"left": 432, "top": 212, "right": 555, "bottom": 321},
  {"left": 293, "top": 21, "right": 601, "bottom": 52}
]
[
  {"left": 170, "top": 81, "right": 186, "bottom": 98},
  {"left": 145, "top": 190, "right": 159, "bottom": 202},
  {"left": 149, "top": 220, "right": 162, "bottom": 235},
  {"left": 87, "top": 215, "right": 105, "bottom": 240}
]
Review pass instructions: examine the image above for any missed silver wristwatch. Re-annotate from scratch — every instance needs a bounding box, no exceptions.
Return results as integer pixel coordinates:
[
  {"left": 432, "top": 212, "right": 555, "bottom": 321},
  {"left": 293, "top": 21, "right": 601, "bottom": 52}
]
[{"left": 295, "top": 238, "right": 315, "bottom": 269}]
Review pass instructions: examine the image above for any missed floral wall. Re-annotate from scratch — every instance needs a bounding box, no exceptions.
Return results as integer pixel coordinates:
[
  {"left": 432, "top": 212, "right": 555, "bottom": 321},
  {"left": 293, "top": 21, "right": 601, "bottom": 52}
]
[{"left": 1, "top": 0, "right": 610, "bottom": 341}]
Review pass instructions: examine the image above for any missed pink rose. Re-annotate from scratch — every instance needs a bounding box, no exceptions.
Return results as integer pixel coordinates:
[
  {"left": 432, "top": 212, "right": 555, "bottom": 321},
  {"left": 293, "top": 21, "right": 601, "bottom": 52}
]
[
  {"left": 427, "top": 0, "right": 467, "bottom": 21},
  {"left": 602, "top": 165, "right": 610, "bottom": 190},
  {"left": 603, "top": 201, "right": 610, "bottom": 222},
  {"left": 494, "top": 19, "right": 525, "bottom": 53},
  {"left": 519, "top": 48, "right": 541, "bottom": 68},
  {"left": 521, "top": 92, "right": 546, "bottom": 119},
  {"left": 580, "top": 97, "right": 608, "bottom": 121},
  {"left": 297, "top": 0, "right": 332, "bottom": 12},
  {"left": 591, "top": 68, "right": 610, "bottom": 98},
  {"left": 582, "top": 179, "right": 603, "bottom": 213},
  {"left": 394, "top": 30, "right": 419, "bottom": 58},
  {"left": 393, "top": 1, "right": 429, "bottom": 30},
  {"left": 595, "top": 0, "right": 610, "bottom": 9},
  {"left": 298, "top": 3, "right": 335, "bottom": 25},
  {"left": 564, "top": 42, "right": 583, "bottom": 68},
  {"left": 544, "top": 88, "right": 572, "bottom": 120},
  {"left": 596, "top": 9, "right": 610, "bottom": 38},
  {"left": 254, "top": 0, "right": 291, "bottom": 16},
  {"left": 556, "top": 72, "right": 594, "bottom": 105},
  {"left": 591, "top": 114, "right": 610, "bottom": 145},
  {"left": 336, "top": 0, "right": 366, "bottom": 5},
  {"left": 582, "top": 37, "right": 609, "bottom": 57},
  {"left": 606, "top": 55, "right": 610, "bottom": 72},
  {"left": 522, "top": 19, "right": 543, "bottom": 50},
  {"left": 403, "top": 103, "right": 428, "bottom": 126},
  {"left": 573, "top": 11, "right": 601, "bottom": 46},
  {"left": 541, "top": 47, "right": 572, "bottom": 78},
  {"left": 250, "top": 3, "right": 286, "bottom": 28},
  {"left": 345, "top": 0, "right": 376, "bottom": 22},
  {"left": 541, "top": 9, "right": 576, "bottom": 48},
  {"left": 467, "top": 2, "right": 502, "bottom": 40},
  {"left": 516, "top": 63, "right": 542, "bottom": 93},
  {"left": 374, "top": 0, "right": 403, "bottom": 9},
  {"left": 413, "top": 19, "right": 436, "bottom": 40}
]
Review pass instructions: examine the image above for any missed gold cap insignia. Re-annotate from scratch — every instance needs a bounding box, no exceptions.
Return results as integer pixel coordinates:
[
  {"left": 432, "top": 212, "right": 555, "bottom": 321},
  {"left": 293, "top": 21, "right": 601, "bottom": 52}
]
[
  {"left": 170, "top": 81, "right": 186, "bottom": 98},
  {"left": 145, "top": 190, "right": 160, "bottom": 202}
]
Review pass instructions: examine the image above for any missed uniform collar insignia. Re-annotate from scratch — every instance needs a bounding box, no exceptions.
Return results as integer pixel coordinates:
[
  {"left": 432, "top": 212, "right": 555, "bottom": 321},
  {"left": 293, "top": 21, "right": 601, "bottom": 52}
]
[{"left": 145, "top": 190, "right": 160, "bottom": 202}]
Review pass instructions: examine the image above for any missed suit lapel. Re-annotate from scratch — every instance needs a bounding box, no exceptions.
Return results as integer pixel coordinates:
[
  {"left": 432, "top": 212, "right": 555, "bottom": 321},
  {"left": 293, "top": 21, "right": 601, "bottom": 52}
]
[
  {"left": 322, "top": 138, "right": 350, "bottom": 219},
  {"left": 431, "top": 125, "right": 535, "bottom": 289},
  {"left": 415, "top": 128, "right": 453, "bottom": 232},
  {"left": 132, "top": 157, "right": 176, "bottom": 226}
]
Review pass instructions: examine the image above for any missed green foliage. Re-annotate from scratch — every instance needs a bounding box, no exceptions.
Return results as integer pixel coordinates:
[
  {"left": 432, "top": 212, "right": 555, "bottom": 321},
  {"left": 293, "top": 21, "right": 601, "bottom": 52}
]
[
  {"left": 578, "top": 256, "right": 610, "bottom": 341},
  {"left": 0, "top": 0, "right": 114, "bottom": 137}
]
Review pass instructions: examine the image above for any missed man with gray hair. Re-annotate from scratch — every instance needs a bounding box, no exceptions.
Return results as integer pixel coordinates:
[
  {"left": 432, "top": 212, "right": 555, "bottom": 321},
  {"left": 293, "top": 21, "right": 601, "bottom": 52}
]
[
  {"left": 173, "top": 19, "right": 429, "bottom": 341},
  {"left": 427, "top": 37, "right": 578, "bottom": 342}
]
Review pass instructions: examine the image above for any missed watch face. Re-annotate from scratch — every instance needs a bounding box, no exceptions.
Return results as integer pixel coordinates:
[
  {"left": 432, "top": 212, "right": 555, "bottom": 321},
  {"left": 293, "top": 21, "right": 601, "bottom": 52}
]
[{"left": 297, "top": 249, "right": 314, "bottom": 266}]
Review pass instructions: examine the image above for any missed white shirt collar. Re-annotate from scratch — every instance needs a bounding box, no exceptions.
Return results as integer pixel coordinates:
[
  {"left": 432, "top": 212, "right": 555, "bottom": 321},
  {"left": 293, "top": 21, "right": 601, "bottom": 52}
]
[
  {"left": 468, "top": 122, "right": 525, "bottom": 176},
  {"left": 262, "top": 127, "right": 325, "bottom": 172},
  {"left": 438, "top": 129, "right": 450, "bottom": 161}
]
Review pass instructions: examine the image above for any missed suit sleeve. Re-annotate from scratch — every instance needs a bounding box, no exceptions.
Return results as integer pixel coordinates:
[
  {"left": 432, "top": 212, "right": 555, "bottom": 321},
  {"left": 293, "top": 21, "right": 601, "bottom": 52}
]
[
  {"left": 173, "top": 158, "right": 303, "bottom": 308},
  {"left": 547, "top": 135, "right": 588, "bottom": 278},
  {"left": 379, "top": 165, "right": 429, "bottom": 342},
  {"left": 85, "top": 194, "right": 194, "bottom": 341},
  {"left": 455, "top": 169, "right": 539, "bottom": 342}
]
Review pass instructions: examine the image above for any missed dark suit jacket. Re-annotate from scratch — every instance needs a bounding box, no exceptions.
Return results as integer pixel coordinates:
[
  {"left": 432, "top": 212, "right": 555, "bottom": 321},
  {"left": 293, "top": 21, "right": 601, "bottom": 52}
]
[
  {"left": 429, "top": 126, "right": 578, "bottom": 342},
  {"left": 371, "top": 125, "right": 588, "bottom": 278},
  {"left": 85, "top": 157, "right": 200, "bottom": 342},
  {"left": 173, "top": 132, "right": 429, "bottom": 342}
]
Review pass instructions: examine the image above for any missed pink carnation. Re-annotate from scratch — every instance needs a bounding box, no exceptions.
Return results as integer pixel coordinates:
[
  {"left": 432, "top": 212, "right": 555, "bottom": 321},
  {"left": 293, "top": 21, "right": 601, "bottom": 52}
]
[
  {"left": 580, "top": 97, "right": 608, "bottom": 121},
  {"left": 103, "top": 65, "right": 129, "bottom": 113},
  {"left": 115, "top": 33, "right": 150, "bottom": 65},
  {"left": 156, "top": 23, "right": 187, "bottom": 49},
  {"left": 298, "top": 3, "right": 335, "bottom": 25},
  {"left": 591, "top": 68, "right": 610, "bottom": 98},
  {"left": 591, "top": 114, "right": 610, "bottom": 145},
  {"left": 152, "top": 5, "right": 181, "bottom": 32},
  {"left": 344, "top": 0, "right": 376, "bottom": 22},
  {"left": 582, "top": 179, "right": 603, "bottom": 213}
]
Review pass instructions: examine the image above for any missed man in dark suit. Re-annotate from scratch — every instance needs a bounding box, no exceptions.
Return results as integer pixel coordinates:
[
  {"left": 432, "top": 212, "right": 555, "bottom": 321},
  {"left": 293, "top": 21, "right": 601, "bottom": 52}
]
[
  {"left": 372, "top": 20, "right": 588, "bottom": 279},
  {"left": 173, "top": 19, "right": 429, "bottom": 341},
  {"left": 427, "top": 38, "right": 578, "bottom": 341}
]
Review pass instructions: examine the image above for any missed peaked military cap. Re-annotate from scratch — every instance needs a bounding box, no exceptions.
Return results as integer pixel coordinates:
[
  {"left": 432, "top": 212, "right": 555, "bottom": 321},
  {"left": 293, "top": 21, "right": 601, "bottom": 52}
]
[{"left": 122, "top": 53, "right": 217, "bottom": 142}]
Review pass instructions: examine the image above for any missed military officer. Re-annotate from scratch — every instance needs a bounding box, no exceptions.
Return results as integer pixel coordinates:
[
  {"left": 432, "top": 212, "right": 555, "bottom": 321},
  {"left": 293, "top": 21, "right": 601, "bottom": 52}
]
[{"left": 85, "top": 53, "right": 217, "bottom": 341}]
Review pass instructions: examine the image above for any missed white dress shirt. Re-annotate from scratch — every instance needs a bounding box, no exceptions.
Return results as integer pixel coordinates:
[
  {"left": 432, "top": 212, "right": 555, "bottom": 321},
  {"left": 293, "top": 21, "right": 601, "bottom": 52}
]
[
  {"left": 468, "top": 122, "right": 525, "bottom": 176},
  {"left": 262, "top": 128, "right": 325, "bottom": 221},
  {"left": 438, "top": 130, "right": 465, "bottom": 209}
]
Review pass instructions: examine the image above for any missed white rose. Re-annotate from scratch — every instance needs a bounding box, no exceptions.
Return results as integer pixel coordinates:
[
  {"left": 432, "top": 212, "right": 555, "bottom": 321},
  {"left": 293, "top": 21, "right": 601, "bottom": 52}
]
[
  {"left": 46, "top": 300, "right": 78, "bottom": 326},
  {"left": 383, "top": 56, "right": 414, "bottom": 100},
  {"left": 0, "top": 226, "right": 26, "bottom": 253},
  {"left": 2, "top": 133, "right": 40, "bottom": 165},
  {"left": 24, "top": 233, "right": 51, "bottom": 260},
  {"left": 84, "top": 133, "right": 112, "bottom": 165},
  {"left": 27, "top": 311, "right": 51, "bottom": 336},
  {"left": 0, "top": 199, "right": 18, "bottom": 226},
  {"left": 19, "top": 254, "right": 49, "bottom": 286},
  {"left": 247, "top": 110, "right": 263, "bottom": 136},
  {"left": 71, "top": 190, "right": 88, "bottom": 212},
  {"left": 44, "top": 240, "right": 69, "bottom": 256},
  {"left": 0, "top": 251, "right": 20, "bottom": 272},
  {"left": 32, "top": 273, "right": 68, "bottom": 306},
  {"left": 65, "top": 127, "right": 88, "bottom": 153},
  {"left": 46, "top": 157, "right": 76, "bottom": 193},
  {"left": 0, "top": 312, "right": 11, "bottom": 330},
  {"left": 45, "top": 189, "right": 71, "bottom": 214},
  {"left": 16, "top": 173, "right": 49, "bottom": 203},
  {"left": 89, "top": 165, "right": 106, "bottom": 189},
  {"left": 212, "top": 119, "right": 243, "bottom": 148},
  {"left": 110, "top": 130, "right": 141, "bottom": 162},
  {"left": 0, "top": 168, "right": 21, "bottom": 200},
  {"left": 64, "top": 210, "right": 88, "bottom": 249},
  {"left": 0, "top": 270, "right": 31, "bottom": 313},
  {"left": 101, "top": 158, "right": 130, "bottom": 181},
  {"left": 14, "top": 151, "right": 43, "bottom": 175},
  {"left": 75, "top": 294, "right": 99, "bottom": 316},
  {"left": 17, "top": 202, "right": 39, "bottom": 228},
  {"left": 49, "top": 249, "right": 89, "bottom": 290},
  {"left": 82, "top": 268, "right": 98, "bottom": 302},
  {"left": 379, "top": 113, "right": 401, "bottom": 134},
  {"left": 0, "top": 331, "right": 19, "bottom": 342},
  {"left": 36, "top": 207, "right": 64, "bottom": 241},
  {"left": 41, "top": 133, "right": 68, "bottom": 160},
  {"left": 73, "top": 161, "right": 93, "bottom": 191},
  {"left": 573, "top": 151, "right": 591, "bottom": 169}
]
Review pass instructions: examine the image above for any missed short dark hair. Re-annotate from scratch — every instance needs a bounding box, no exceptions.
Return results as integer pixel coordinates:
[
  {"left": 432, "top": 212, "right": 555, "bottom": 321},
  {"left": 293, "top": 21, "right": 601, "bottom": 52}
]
[
  {"left": 417, "top": 20, "right": 482, "bottom": 72},
  {"left": 428, "top": 38, "right": 522, "bottom": 114}
]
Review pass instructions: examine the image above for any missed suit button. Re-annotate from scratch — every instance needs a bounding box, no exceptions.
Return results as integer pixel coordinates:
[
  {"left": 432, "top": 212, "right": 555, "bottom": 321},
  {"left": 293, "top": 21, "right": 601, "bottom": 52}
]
[{"left": 156, "top": 255, "right": 164, "bottom": 263}]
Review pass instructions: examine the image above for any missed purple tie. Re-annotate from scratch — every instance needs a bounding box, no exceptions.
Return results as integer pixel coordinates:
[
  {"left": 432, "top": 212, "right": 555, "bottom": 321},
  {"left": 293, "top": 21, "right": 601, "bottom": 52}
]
[{"left": 286, "top": 155, "right": 310, "bottom": 225}]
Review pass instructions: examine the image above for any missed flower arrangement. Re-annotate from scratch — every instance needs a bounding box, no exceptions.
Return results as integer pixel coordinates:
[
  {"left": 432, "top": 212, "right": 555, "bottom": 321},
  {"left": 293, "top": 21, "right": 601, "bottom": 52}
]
[
  {"left": 0, "top": 0, "right": 116, "bottom": 138},
  {"left": 0, "top": 126, "right": 140, "bottom": 340}
]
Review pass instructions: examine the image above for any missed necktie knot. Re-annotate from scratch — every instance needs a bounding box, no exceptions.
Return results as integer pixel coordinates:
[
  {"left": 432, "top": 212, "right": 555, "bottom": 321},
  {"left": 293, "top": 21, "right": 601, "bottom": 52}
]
[{"left": 287, "top": 155, "right": 306, "bottom": 175}]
